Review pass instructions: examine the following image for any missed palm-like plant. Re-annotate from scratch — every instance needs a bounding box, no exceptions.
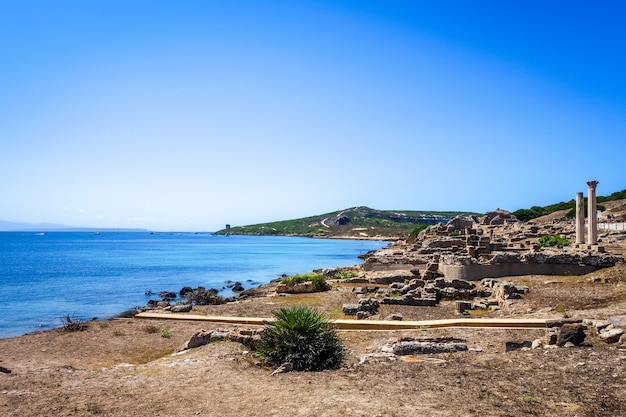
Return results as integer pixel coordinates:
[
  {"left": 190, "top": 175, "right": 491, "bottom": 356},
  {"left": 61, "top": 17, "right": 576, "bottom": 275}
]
[{"left": 255, "top": 306, "right": 345, "bottom": 371}]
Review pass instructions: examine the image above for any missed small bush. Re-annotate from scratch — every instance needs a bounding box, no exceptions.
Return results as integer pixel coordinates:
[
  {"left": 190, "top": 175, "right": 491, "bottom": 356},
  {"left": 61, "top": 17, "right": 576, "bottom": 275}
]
[
  {"left": 523, "top": 396, "right": 542, "bottom": 404},
  {"left": 333, "top": 270, "right": 359, "bottom": 280},
  {"left": 281, "top": 273, "right": 329, "bottom": 292},
  {"left": 408, "top": 224, "right": 429, "bottom": 240},
  {"left": 143, "top": 324, "right": 160, "bottom": 334},
  {"left": 160, "top": 327, "right": 171, "bottom": 338},
  {"left": 60, "top": 314, "right": 88, "bottom": 332},
  {"left": 537, "top": 234, "right": 570, "bottom": 249},
  {"left": 254, "top": 306, "right": 345, "bottom": 371}
]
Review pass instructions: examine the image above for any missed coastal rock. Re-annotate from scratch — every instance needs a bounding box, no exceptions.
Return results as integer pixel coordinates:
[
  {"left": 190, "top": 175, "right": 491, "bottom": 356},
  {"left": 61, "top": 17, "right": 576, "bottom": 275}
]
[
  {"left": 342, "top": 304, "right": 360, "bottom": 315},
  {"left": 180, "top": 329, "right": 213, "bottom": 350},
  {"left": 599, "top": 327, "right": 624, "bottom": 344},
  {"left": 389, "top": 313, "right": 403, "bottom": 321},
  {"left": 179, "top": 286, "right": 194, "bottom": 298},
  {"left": 210, "top": 329, "right": 231, "bottom": 343},
  {"left": 184, "top": 287, "right": 224, "bottom": 305},
  {"left": 358, "top": 298, "right": 380, "bottom": 315},
  {"left": 159, "top": 291, "right": 177, "bottom": 301},
  {"left": 557, "top": 324, "right": 586, "bottom": 347},
  {"left": 383, "top": 338, "right": 468, "bottom": 355},
  {"left": 170, "top": 304, "right": 192, "bottom": 313},
  {"left": 356, "top": 311, "right": 371, "bottom": 320},
  {"left": 505, "top": 340, "right": 532, "bottom": 352}
]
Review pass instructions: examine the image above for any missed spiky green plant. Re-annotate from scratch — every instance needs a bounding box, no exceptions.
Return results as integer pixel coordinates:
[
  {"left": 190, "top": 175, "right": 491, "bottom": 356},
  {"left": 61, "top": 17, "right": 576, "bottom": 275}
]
[{"left": 254, "top": 306, "right": 345, "bottom": 371}]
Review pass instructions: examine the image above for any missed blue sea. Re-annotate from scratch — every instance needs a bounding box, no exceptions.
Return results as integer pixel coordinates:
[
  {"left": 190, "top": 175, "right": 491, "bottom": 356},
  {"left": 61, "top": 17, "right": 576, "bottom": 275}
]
[{"left": 0, "top": 232, "right": 385, "bottom": 339}]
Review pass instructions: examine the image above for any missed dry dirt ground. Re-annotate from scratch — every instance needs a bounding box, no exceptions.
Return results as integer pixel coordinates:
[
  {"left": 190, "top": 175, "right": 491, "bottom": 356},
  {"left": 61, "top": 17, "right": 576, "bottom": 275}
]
[{"left": 2, "top": 260, "right": 626, "bottom": 416}]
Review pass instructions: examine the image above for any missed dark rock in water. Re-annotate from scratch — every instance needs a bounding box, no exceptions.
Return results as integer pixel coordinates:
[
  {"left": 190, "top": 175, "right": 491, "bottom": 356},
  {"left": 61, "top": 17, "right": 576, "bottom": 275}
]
[
  {"left": 159, "top": 291, "right": 177, "bottom": 301},
  {"left": 146, "top": 299, "right": 159, "bottom": 307},
  {"left": 231, "top": 282, "right": 245, "bottom": 292},
  {"left": 183, "top": 287, "right": 224, "bottom": 305},
  {"left": 179, "top": 287, "right": 194, "bottom": 298},
  {"left": 557, "top": 324, "right": 586, "bottom": 346}
]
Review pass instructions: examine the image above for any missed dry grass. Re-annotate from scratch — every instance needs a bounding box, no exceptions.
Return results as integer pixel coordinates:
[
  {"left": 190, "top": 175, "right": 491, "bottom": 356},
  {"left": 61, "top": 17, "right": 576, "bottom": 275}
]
[{"left": 1, "top": 264, "right": 626, "bottom": 416}]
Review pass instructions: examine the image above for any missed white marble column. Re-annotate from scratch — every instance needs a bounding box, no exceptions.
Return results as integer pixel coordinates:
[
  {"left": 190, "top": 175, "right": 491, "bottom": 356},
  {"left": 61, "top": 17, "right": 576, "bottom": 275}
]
[
  {"left": 587, "top": 180, "right": 599, "bottom": 245},
  {"left": 575, "top": 192, "right": 585, "bottom": 244}
]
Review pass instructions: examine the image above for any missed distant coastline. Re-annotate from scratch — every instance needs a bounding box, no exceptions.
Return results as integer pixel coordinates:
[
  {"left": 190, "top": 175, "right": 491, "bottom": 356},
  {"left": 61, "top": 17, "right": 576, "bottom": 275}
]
[{"left": 0, "top": 220, "right": 149, "bottom": 233}]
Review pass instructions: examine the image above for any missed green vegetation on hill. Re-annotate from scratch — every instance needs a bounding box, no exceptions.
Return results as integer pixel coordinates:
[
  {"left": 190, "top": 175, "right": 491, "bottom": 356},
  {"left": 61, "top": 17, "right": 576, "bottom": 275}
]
[
  {"left": 214, "top": 206, "right": 480, "bottom": 239},
  {"left": 513, "top": 189, "right": 626, "bottom": 222}
]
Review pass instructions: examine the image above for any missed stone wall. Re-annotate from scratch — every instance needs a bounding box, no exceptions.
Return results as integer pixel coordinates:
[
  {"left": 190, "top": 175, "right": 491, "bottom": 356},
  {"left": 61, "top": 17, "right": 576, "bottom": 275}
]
[{"left": 441, "top": 263, "right": 597, "bottom": 281}]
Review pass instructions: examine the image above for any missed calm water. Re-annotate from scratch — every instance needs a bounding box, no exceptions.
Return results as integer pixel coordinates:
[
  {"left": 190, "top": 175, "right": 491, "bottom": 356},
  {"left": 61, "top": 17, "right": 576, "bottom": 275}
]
[{"left": 0, "top": 232, "right": 385, "bottom": 338}]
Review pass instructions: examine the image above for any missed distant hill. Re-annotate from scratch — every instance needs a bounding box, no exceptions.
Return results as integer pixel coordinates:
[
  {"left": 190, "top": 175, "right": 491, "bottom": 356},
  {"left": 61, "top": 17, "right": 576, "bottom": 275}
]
[
  {"left": 213, "top": 206, "right": 481, "bottom": 239},
  {"left": 0, "top": 220, "right": 148, "bottom": 232}
]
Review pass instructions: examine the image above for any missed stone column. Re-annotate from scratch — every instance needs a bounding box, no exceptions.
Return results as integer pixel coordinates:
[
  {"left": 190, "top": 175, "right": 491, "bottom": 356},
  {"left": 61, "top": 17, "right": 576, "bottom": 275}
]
[
  {"left": 575, "top": 192, "right": 585, "bottom": 244},
  {"left": 587, "top": 180, "right": 599, "bottom": 245}
]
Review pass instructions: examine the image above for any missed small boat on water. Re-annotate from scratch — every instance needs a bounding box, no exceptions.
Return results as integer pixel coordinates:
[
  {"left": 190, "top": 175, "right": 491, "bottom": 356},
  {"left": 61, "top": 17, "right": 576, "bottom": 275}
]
[{"left": 94, "top": 231, "right": 101, "bottom": 235}]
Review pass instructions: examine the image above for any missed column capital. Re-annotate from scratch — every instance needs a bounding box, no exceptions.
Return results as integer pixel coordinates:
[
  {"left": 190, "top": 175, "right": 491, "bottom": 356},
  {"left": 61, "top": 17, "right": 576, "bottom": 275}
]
[{"left": 587, "top": 180, "right": 599, "bottom": 188}]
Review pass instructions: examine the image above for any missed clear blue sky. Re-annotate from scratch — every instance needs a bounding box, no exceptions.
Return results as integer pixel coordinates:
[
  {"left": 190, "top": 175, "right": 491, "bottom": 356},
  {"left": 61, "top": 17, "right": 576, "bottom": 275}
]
[{"left": 1, "top": 1, "right": 625, "bottom": 231}]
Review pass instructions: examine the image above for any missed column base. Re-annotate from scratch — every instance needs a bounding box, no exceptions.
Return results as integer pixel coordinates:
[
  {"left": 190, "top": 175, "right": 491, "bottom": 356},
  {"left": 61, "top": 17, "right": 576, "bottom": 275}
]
[{"left": 573, "top": 243, "right": 605, "bottom": 252}]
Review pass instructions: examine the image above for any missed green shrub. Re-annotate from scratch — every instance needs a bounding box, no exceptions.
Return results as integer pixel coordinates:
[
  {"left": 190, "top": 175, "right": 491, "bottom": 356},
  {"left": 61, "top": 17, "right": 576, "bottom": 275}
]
[
  {"left": 254, "top": 306, "right": 345, "bottom": 371},
  {"left": 537, "top": 234, "right": 570, "bottom": 249},
  {"left": 333, "top": 270, "right": 359, "bottom": 280},
  {"left": 281, "top": 273, "right": 329, "bottom": 292},
  {"left": 408, "top": 224, "right": 429, "bottom": 240}
]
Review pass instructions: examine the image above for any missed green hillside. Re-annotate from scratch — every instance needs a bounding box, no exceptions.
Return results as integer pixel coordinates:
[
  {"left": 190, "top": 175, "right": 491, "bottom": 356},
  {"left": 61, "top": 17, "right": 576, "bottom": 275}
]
[
  {"left": 513, "top": 189, "right": 626, "bottom": 221},
  {"left": 213, "top": 206, "right": 480, "bottom": 239}
]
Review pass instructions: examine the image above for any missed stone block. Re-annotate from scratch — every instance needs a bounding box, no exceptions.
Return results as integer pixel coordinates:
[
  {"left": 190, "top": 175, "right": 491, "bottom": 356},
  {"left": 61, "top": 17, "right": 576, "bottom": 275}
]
[
  {"left": 599, "top": 328, "right": 624, "bottom": 344},
  {"left": 342, "top": 304, "right": 359, "bottom": 315},
  {"left": 557, "top": 324, "right": 586, "bottom": 347}
]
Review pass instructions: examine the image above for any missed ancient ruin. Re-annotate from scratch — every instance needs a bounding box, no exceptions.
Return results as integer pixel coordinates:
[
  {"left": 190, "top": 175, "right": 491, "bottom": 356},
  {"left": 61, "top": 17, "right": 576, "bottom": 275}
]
[{"left": 340, "top": 185, "right": 624, "bottom": 312}]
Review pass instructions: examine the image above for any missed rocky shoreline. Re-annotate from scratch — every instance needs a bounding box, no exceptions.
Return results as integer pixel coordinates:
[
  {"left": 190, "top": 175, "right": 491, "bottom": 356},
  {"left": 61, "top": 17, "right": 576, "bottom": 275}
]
[{"left": 2, "top": 210, "right": 626, "bottom": 416}]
